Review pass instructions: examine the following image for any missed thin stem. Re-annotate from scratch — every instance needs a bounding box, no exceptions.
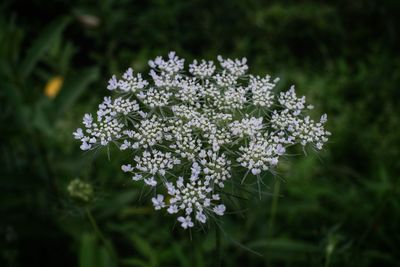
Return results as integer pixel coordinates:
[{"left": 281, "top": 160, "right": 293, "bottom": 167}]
[
  {"left": 325, "top": 254, "right": 331, "bottom": 267},
  {"left": 215, "top": 224, "right": 222, "bottom": 267},
  {"left": 265, "top": 179, "right": 281, "bottom": 265},
  {"left": 85, "top": 208, "right": 117, "bottom": 263},
  {"left": 268, "top": 179, "right": 281, "bottom": 237},
  {"left": 190, "top": 232, "right": 196, "bottom": 267}
]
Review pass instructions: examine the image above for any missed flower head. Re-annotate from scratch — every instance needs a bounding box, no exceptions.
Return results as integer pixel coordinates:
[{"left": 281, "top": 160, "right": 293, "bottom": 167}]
[{"left": 74, "top": 52, "right": 330, "bottom": 229}]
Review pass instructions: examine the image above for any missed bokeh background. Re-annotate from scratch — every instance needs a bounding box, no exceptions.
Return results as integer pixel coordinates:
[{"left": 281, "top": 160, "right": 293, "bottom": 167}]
[{"left": 1, "top": 0, "right": 400, "bottom": 266}]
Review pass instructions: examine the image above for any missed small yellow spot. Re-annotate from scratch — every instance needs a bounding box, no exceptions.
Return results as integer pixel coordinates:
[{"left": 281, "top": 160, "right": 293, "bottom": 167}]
[{"left": 44, "top": 76, "right": 64, "bottom": 99}]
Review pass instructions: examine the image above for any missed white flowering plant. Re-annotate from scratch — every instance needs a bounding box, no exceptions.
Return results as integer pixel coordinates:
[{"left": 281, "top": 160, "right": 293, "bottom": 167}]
[{"left": 73, "top": 52, "right": 330, "bottom": 230}]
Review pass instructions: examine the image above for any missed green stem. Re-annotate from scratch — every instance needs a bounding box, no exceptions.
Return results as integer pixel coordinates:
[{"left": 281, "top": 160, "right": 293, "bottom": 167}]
[
  {"left": 265, "top": 179, "right": 281, "bottom": 265},
  {"left": 325, "top": 254, "right": 331, "bottom": 267},
  {"left": 85, "top": 208, "right": 117, "bottom": 264},
  {"left": 215, "top": 225, "right": 222, "bottom": 267},
  {"left": 268, "top": 179, "right": 281, "bottom": 237}
]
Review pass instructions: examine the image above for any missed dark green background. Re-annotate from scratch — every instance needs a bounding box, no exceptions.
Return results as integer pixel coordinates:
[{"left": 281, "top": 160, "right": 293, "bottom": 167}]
[{"left": 1, "top": 0, "right": 399, "bottom": 266}]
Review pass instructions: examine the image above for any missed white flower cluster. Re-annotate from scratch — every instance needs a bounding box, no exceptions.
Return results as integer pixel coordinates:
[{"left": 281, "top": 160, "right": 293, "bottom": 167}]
[
  {"left": 154, "top": 162, "right": 226, "bottom": 229},
  {"left": 74, "top": 52, "right": 330, "bottom": 229},
  {"left": 237, "top": 133, "right": 285, "bottom": 175},
  {"left": 248, "top": 75, "right": 278, "bottom": 108}
]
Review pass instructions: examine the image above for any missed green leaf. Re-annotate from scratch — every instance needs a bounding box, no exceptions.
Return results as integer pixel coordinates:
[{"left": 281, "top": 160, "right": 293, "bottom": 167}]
[
  {"left": 20, "top": 17, "right": 70, "bottom": 78},
  {"left": 79, "top": 233, "right": 97, "bottom": 267},
  {"left": 120, "top": 258, "right": 148, "bottom": 267},
  {"left": 0, "top": 80, "right": 30, "bottom": 128},
  {"left": 98, "top": 245, "right": 117, "bottom": 267},
  {"left": 171, "top": 243, "right": 190, "bottom": 267},
  {"left": 129, "top": 234, "right": 157, "bottom": 267},
  {"left": 248, "top": 238, "right": 320, "bottom": 253}
]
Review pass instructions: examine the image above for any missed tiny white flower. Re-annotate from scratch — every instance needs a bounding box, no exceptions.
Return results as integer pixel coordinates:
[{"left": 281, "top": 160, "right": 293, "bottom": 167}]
[
  {"left": 151, "top": 194, "right": 165, "bottom": 210},
  {"left": 122, "top": 68, "right": 133, "bottom": 80},
  {"left": 213, "top": 204, "right": 226, "bottom": 216},
  {"left": 80, "top": 142, "right": 91, "bottom": 150},
  {"left": 107, "top": 75, "right": 118, "bottom": 90},
  {"left": 131, "top": 143, "right": 139, "bottom": 149},
  {"left": 167, "top": 205, "right": 178, "bottom": 214},
  {"left": 132, "top": 174, "right": 142, "bottom": 181},
  {"left": 73, "top": 128, "right": 84, "bottom": 139},
  {"left": 120, "top": 140, "right": 131, "bottom": 150},
  {"left": 83, "top": 114, "right": 93, "bottom": 127},
  {"left": 276, "top": 144, "right": 286, "bottom": 155},
  {"left": 251, "top": 168, "right": 261, "bottom": 175},
  {"left": 196, "top": 212, "right": 207, "bottom": 223},
  {"left": 144, "top": 177, "right": 157, "bottom": 187},
  {"left": 178, "top": 216, "right": 194, "bottom": 229},
  {"left": 121, "top": 164, "right": 133, "bottom": 172},
  {"left": 320, "top": 114, "right": 328, "bottom": 123}
]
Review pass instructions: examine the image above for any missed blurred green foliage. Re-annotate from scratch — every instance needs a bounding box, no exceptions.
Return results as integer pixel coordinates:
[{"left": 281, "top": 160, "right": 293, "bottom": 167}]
[{"left": 1, "top": 0, "right": 399, "bottom": 266}]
